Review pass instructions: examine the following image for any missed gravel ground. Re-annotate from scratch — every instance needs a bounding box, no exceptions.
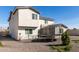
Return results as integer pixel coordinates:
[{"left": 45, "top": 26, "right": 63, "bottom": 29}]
[
  {"left": 69, "top": 36, "right": 79, "bottom": 52},
  {"left": 0, "top": 36, "right": 56, "bottom": 52},
  {"left": 0, "top": 36, "right": 79, "bottom": 52},
  {"left": 70, "top": 42, "right": 79, "bottom": 52}
]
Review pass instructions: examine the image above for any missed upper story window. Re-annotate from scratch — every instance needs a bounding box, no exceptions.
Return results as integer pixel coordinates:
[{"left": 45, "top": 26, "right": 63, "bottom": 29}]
[
  {"left": 45, "top": 20, "right": 48, "bottom": 24},
  {"left": 32, "top": 14, "right": 38, "bottom": 20}
]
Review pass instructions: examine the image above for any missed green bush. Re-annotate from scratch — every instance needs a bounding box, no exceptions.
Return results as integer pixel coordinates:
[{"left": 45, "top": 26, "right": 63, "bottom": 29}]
[
  {"left": 64, "top": 45, "right": 72, "bottom": 51},
  {"left": 51, "top": 45, "right": 72, "bottom": 52},
  {"left": 61, "top": 31, "right": 70, "bottom": 45},
  {"left": 0, "top": 42, "right": 3, "bottom": 47}
]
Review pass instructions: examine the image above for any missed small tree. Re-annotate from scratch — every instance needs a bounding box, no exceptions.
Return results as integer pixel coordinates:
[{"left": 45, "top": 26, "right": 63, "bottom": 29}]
[{"left": 61, "top": 31, "right": 70, "bottom": 45}]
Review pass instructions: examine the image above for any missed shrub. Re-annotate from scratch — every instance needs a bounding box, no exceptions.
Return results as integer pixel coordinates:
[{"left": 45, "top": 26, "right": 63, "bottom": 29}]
[
  {"left": 61, "top": 31, "right": 70, "bottom": 45},
  {"left": 0, "top": 42, "right": 3, "bottom": 47},
  {"left": 64, "top": 45, "right": 72, "bottom": 51},
  {"left": 51, "top": 44, "right": 72, "bottom": 52}
]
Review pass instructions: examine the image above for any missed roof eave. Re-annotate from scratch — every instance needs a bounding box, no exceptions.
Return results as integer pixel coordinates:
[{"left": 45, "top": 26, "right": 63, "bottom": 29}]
[
  {"left": 8, "top": 11, "right": 13, "bottom": 22},
  {"left": 15, "top": 6, "right": 40, "bottom": 14}
]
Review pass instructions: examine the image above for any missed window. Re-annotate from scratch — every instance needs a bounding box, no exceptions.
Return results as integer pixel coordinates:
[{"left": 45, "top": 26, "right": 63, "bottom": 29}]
[
  {"left": 32, "top": 14, "right": 38, "bottom": 19},
  {"left": 59, "top": 28, "right": 63, "bottom": 33},
  {"left": 36, "top": 14, "right": 37, "bottom": 19},
  {"left": 45, "top": 20, "right": 48, "bottom": 24},
  {"left": 25, "top": 29, "right": 32, "bottom": 34},
  {"left": 32, "top": 14, "right": 35, "bottom": 19}
]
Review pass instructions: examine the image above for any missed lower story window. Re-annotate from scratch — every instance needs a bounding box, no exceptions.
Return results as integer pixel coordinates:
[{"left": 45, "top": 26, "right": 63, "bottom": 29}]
[{"left": 25, "top": 29, "right": 33, "bottom": 34}]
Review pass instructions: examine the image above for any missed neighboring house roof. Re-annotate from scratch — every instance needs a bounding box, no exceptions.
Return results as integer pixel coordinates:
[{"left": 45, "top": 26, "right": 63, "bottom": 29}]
[
  {"left": 39, "top": 16, "right": 54, "bottom": 21},
  {"left": 52, "top": 24, "right": 68, "bottom": 28},
  {"left": 40, "top": 24, "right": 68, "bottom": 30},
  {"left": 67, "top": 29, "right": 79, "bottom": 36}
]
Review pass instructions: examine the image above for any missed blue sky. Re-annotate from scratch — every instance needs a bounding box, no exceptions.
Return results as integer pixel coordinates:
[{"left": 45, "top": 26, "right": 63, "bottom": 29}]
[
  {"left": 0, "top": 6, "right": 14, "bottom": 28},
  {"left": 1, "top": 6, "right": 79, "bottom": 29}
]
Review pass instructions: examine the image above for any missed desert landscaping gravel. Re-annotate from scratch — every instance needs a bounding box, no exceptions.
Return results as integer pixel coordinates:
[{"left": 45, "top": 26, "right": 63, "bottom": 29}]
[{"left": 0, "top": 37, "right": 54, "bottom": 52}]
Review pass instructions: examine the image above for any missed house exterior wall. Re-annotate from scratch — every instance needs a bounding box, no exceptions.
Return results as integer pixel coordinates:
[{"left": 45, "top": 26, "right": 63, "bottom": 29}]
[
  {"left": 55, "top": 26, "right": 67, "bottom": 35},
  {"left": 18, "top": 9, "right": 39, "bottom": 27},
  {"left": 9, "top": 7, "right": 68, "bottom": 41},
  {"left": 17, "top": 9, "right": 39, "bottom": 40},
  {"left": 18, "top": 28, "right": 38, "bottom": 40},
  {"left": 55, "top": 26, "right": 68, "bottom": 39},
  {"left": 18, "top": 29, "right": 28, "bottom": 40},
  {"left": 9, "top": 11, "right": 18, "bottom": 40},
  {"left": 38, "top": 19, "right": 54, "bottom": 28},
  {"left": 17, "top": 9, "right": 54, "bottom": 40}
]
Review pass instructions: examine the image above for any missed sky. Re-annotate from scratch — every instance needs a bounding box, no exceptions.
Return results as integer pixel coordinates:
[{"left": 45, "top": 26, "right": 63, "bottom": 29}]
[
  {"left": 0, "top": 6, "right": 79, "bottom": 29},
  {"left": 0, "top": 6, "right": 14, "bottom": 28}
]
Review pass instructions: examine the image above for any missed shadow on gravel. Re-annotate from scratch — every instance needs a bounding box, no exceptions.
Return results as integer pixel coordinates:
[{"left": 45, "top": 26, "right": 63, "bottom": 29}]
[
  {"left": 46, "top": 44, "right": 63, "bottom": 47},
  {"left": 32, "top": 39, "right": 52, "bottom": 42},
  {"left": 0, "top": 35, "right": 16, "bottom": 41}
]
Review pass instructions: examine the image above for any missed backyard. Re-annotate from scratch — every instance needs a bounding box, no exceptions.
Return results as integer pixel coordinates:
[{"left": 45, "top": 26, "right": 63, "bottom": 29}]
[
  {"left": 0, "top": 36, "right": 54, "bottom": 52},
  {"left": 0, "top": 36, "right": 78, "bottom": 52}
]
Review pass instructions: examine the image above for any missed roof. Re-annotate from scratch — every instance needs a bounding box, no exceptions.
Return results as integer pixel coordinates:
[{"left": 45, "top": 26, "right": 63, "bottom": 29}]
[
  {"left": 8, "top": 11, "right": 13, "bottom": 21},
  {"left": 67, "top": 29, "right": 79, "bottom": 36},
  {"left": 39, "top": 16, "right": 54, "bottom": 21},
  {"left": 53, "top": 24, "right": 68, "bottom": 28},
  {"left": 8, "top": 6, "right": 54, "bottom": 22},
  {"left": 14, "top": 6, "right": 40, "bottom": 14},
  {"left": 8, "top": 6, "right": 40, "bottom": 21}
]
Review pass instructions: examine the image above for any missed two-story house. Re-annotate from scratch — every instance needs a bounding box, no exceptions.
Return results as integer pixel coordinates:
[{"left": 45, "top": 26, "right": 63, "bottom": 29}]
[{"left": 8, "top": 6, "right": 68, "bottom": 41}]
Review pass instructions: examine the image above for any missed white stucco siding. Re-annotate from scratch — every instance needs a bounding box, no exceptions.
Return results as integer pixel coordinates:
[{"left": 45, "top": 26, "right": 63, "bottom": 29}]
[
  {"left": 17, "top": 9, "right": 55, "bottom": 39},
  {"left": 18, "top": 29, "right": 27, "bottom": 40},
  {"left": 39, "top": 20, "right": 45, "bottom": 25},
  {"left": 48, "top": 21, "right": 54, "bottom": 25},
  {"left": 55, "top": 26, "right": 68, "bottom": 39},
  {"left": 18, "top": 29, "right": 38, "bottom": 40},
  {"left": 17, "top": 9, "right": 40, "bottom": 39},
  {"left": 55, "top": 26, "right": 68, "bottom": 35},
  {"left": 9, "top": 11, "right": 18, "bottom": 39},
  {"left": 9, "top": 7, "right": 69, "bottom": 41},
  {"left": 62, "top": 27, "right": 68, "bottom": 32},
  {"left": 18, "top": 9, "right": 39, "bottom": 27},
  {"left": 55, "top": 27, "right": 59, "bottom": 35},
  {"left": 38, "top": 20, "right": 54, "bottom": 28}
]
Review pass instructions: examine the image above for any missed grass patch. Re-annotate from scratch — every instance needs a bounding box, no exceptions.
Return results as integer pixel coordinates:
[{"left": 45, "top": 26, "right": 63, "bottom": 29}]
[
  {"left": 0, "top": 42, "right": 3, "bottom": 47},
  {"left": 50, "top": 44, "right": 72, "bottom": 52}
]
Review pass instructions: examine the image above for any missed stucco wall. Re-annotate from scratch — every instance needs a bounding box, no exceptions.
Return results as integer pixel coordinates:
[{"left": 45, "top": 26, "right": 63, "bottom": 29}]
[
  {"left": 38, "top": 19, "right": 54, "bottom": 28},
  {"left": 9, "top": 11, "right": 18, "bottom": 39},
  {"left": 17, "top": 9, "right": 55, "bottom": 40},
  {"left": 18, "top": 9, "right": 39, "bottom": 40},
  {"left": 18, "top": 28, "right": 38, "bottom": 40},
  {"left": 9, "top": 7, "right": 55, "bottom": 40},
  {"left": 55, "top": 26, "right": 68, "bottom": 39},
  {"left": 55, "top": 26, "right": 67, "bottom": 35},
  {"left": 18, "top": 9, "right": 39, "bottom": 27}
]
